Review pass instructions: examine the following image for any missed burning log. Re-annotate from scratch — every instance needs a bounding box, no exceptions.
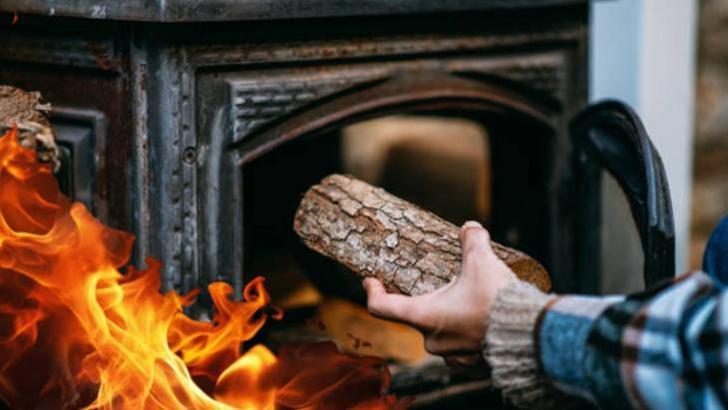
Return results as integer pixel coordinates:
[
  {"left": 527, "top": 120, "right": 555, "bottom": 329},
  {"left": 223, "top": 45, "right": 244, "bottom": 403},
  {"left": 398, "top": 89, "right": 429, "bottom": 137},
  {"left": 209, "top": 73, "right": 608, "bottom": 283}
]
[
  {"left": 294, "top": 174, "right": 551, "bottom": 296},
  {"left": 0, "top": 85, "right": 60, "bottom": 171}
]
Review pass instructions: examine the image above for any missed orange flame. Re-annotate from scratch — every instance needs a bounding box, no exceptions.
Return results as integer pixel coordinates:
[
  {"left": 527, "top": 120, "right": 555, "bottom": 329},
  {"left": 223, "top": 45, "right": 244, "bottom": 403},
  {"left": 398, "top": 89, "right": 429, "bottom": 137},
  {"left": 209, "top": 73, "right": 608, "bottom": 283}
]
[{"left": 0, "top": 128, "right": 405, "bottom": 409}]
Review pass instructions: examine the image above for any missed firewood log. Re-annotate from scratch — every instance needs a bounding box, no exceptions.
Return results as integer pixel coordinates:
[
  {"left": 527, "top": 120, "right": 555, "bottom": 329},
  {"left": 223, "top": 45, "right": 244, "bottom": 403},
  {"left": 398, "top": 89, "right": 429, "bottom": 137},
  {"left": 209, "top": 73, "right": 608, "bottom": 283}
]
[
  {"left": 294, "top": 174, "right": 551, "bottom": 296},
  {"left": 0, "top": 85, "right": 60, "bottom": 171}
]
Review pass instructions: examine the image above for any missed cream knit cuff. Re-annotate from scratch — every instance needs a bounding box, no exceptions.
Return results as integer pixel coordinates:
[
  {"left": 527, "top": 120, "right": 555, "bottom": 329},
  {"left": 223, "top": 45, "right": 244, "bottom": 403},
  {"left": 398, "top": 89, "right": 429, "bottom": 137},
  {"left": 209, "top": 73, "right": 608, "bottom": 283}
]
[{"left": 483, "top": 280, "right": 579, "bottom": 409}]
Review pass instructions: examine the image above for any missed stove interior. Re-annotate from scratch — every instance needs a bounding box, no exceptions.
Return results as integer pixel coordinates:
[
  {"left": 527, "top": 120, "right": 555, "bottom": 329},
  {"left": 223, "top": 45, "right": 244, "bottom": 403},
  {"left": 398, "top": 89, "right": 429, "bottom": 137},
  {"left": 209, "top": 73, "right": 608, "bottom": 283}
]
[{"left": 243, "top": 114, "right": 501, "bottom": 407}]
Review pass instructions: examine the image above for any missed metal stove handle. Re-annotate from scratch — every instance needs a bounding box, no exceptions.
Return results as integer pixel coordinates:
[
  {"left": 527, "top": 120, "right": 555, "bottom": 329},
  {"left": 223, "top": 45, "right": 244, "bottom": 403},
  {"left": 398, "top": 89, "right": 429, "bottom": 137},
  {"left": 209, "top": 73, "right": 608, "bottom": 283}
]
[{"left": 571, "top": 100, "right": 675, "bottom": 290}]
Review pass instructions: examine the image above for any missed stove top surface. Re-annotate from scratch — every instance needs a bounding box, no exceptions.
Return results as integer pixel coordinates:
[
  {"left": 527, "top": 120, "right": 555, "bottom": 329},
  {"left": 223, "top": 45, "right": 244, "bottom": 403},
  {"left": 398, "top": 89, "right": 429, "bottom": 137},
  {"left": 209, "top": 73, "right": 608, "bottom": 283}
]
[{"left": 4, "top": 0, "right": 587, "bottom": 23}]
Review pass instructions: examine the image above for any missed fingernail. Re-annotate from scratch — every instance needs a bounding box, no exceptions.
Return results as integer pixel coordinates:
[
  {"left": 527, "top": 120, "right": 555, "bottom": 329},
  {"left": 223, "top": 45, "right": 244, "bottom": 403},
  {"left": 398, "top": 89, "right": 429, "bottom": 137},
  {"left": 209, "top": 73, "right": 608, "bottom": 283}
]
[
  {"left": 362, "top": 277, "right": 378, "bottom": 289},
  {"left": 463, "top": 221, "right": 482, "bottom": 229}
]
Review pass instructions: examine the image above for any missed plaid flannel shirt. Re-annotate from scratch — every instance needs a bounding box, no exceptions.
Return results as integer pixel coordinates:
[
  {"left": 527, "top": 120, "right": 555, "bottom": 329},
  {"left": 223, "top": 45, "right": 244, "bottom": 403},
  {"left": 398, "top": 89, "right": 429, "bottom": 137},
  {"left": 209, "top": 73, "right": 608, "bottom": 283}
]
[{"left": 538, "top": 271, "right": 726, "bottom": 409}]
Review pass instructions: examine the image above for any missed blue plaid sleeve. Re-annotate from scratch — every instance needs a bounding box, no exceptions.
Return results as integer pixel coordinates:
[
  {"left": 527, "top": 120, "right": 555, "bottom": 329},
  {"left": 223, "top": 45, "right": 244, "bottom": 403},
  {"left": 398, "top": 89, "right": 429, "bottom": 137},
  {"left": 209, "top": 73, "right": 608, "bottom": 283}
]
[{"left": 538, "top": 272, "right": 726, "bottom": 409}]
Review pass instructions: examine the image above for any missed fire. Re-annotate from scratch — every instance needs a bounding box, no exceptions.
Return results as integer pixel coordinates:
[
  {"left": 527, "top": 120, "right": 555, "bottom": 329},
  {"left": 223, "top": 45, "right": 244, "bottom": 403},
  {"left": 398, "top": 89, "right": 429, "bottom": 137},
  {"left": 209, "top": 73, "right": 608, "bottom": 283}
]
[{"left": 0, "top": 128, "right": 404, "bottom": 409}]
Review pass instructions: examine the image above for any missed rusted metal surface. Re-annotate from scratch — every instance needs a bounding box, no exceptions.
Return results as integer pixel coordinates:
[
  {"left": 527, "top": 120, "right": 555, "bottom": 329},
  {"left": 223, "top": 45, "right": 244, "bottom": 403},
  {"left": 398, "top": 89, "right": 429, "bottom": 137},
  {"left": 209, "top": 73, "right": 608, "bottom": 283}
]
[
  {"left": 0, "top": 17, "right": 131, "bottom": 233},
  {"left": 233, "top": 71, "right": 558, "bottom": 164},
  {"left": 3, "top": 0, "right": 587, "bottom": 22},
  {"left": 0, "top": 4, "right": 588, "bottom": 297},
  {"left": 196, "top": 45, "right": 579, "bottom": 294},
  {"left": 0, "top": 4, "right": 592, "bottom": 407}
]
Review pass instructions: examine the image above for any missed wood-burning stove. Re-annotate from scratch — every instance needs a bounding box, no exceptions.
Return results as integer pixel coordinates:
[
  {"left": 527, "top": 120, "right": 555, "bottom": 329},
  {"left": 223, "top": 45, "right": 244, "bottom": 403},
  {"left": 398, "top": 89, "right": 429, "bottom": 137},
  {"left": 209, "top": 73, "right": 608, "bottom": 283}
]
[{"left": 0, "top": 1, "right": 675, "bottom": 407}]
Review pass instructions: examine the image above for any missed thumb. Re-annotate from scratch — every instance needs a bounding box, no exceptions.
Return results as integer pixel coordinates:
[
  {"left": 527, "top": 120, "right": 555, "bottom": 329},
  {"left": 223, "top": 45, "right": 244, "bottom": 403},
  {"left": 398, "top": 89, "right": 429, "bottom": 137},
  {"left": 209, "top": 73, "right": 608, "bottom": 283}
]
[
  {"left": 460, "top": 221, "right": 493, "bottom": 259},
  {"left": 363, "top": 278, "right": 430, "bottom": 329}
]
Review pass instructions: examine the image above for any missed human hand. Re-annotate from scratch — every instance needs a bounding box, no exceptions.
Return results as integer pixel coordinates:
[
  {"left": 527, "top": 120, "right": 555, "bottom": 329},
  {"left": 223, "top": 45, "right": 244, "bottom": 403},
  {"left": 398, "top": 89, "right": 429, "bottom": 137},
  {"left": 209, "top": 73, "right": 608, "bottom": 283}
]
[{"left": 363, "top": 221, "right": 516, "bottom": 368}]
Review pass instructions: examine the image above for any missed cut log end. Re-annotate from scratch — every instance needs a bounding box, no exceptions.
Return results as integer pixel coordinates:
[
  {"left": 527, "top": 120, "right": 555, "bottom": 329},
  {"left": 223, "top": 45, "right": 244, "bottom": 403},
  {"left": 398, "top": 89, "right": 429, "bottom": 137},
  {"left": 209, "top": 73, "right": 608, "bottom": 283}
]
[
  {"left": 0, "top": 85, "right": 61, "bottom": 172},
  {"left": 294, "top": 174, "right": 551, "bottom": 296}
]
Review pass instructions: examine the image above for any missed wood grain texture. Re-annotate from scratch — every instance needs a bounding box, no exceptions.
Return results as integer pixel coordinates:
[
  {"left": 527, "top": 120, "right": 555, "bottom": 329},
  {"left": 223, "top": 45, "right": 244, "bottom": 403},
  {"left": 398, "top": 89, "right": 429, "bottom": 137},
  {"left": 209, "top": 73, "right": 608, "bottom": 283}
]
[{"left": 294, "top": 174, "right": 551, "bottom": 296}]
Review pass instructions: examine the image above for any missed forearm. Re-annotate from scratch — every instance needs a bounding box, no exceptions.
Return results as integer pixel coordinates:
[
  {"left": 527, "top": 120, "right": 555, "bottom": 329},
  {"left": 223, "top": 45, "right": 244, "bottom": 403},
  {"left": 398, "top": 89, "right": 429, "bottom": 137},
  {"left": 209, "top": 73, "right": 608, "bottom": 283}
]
[
  {"left": 483, "top": 280, "right": 609, "bottom": 408},
  {"left": 566, "top": 272, "right": 724, "bottom": 409},
  {"left": 484, "top": 272, "right": 726, "bottom": 409},
  {"left": 483, "top": 280, "right": 563, "bottom": 408}
]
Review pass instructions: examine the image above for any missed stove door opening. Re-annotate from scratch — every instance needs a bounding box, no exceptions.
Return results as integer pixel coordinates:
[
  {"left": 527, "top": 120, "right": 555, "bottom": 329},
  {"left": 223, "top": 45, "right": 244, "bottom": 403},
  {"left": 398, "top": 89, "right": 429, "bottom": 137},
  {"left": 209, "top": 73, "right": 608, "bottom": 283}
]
[
  {"left": 242, "top": 114, "right": 495, "bottom": 404},
  {"left": 244, "top": 114, "right": 491, "bottom": 308}
]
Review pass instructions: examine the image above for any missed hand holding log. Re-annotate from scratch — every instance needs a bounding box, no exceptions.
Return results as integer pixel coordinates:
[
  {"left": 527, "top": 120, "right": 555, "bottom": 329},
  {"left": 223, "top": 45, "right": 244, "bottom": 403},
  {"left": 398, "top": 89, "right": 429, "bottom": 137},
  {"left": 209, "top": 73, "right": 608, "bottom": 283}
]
[{"left": 294, "top": 174, "right": 550, "bottom": 296}]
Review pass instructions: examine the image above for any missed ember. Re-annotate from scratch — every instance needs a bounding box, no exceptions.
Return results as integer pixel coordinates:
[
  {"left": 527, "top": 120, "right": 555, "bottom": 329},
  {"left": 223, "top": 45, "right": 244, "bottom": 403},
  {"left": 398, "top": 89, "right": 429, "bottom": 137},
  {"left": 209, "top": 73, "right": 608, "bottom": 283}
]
[{"left": 0, "top": 127, "right": 403, "bottom": 409}]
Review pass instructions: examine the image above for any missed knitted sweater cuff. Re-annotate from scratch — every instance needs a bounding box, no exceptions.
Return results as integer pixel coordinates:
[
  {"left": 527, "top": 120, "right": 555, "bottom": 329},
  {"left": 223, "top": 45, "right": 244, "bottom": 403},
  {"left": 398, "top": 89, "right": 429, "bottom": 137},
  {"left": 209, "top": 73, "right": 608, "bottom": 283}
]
[{"left": 483, "top": 280, "right": 577, "bottom": 409}]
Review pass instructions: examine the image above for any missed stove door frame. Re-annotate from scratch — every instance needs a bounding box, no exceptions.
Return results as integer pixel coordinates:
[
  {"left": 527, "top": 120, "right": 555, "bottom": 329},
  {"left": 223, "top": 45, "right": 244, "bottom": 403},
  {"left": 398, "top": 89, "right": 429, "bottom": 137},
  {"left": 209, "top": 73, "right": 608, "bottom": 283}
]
[{"left": 196, "top": 68, "right": 582, "bottom": 302}]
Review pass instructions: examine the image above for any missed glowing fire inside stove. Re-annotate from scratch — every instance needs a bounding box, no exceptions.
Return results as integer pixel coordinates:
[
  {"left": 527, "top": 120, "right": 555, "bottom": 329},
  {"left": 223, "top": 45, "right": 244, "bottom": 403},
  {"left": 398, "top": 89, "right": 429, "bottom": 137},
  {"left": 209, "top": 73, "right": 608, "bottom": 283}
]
[{"left": 0, "top": 128, "right": 403, "bottom": 409}]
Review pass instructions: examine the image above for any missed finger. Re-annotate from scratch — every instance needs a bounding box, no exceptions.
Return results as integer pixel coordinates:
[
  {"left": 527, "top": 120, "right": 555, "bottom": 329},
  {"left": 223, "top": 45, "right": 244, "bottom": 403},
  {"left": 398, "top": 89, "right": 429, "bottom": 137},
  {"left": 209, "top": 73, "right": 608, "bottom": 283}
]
[
  {"left": 460, "top": 221, "right": 494, "bottom": 273},
  {"left": 363, "top": 278, "right": 431, "bottom": 329},
  {"left": 460, "top": 221, "right": 492, "bottom": 255}
]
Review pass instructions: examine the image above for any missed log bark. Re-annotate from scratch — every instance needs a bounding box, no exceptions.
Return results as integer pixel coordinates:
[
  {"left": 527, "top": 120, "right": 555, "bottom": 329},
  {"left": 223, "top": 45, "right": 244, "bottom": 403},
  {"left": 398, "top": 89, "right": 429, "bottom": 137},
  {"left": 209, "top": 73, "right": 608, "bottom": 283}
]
[
  {"left": 0, "top": 85, "right": 60, "bottom": 171},
  {"left": 294, "top": 174, "right": 551, "bottom": 296}
]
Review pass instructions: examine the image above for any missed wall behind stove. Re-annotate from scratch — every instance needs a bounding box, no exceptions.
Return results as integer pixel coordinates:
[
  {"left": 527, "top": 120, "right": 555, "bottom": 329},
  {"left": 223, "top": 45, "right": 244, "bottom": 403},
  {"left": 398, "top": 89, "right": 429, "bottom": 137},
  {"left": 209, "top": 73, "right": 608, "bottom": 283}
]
[
  {"left": 691, "top": 0, "right": 728, "bottom": 270},
  {"left": 591, "top": 0, "right": 698, "bottom": 291}
]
